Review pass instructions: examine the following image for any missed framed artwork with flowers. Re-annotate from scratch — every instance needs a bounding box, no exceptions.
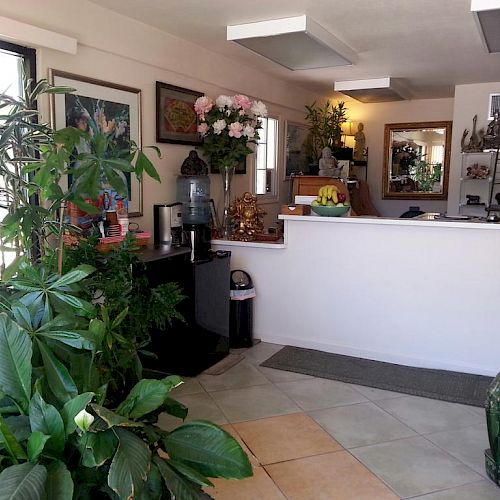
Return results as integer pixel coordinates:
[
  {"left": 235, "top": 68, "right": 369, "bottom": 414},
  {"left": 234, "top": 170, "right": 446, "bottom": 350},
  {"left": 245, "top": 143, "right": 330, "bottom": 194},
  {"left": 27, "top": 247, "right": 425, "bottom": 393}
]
[
  {"left": 156, "top": 81, "right": 203, "bottom": 145},
  {"left": 50, "top": 70, "right": 143, "bottom": 216}
]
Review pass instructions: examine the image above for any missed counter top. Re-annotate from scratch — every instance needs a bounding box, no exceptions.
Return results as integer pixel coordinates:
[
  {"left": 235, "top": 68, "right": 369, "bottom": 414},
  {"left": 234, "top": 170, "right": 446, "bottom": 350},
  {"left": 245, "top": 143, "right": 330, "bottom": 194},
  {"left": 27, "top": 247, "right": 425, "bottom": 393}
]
[
  {"left": 278, "top": 213, "right": 500, "bottom": 230},
  {"left": 138, "top": 244, "right": 191, "bottom": 263},
  {"left": 211, "top": 238, "right": 286, "bottom": 249}
]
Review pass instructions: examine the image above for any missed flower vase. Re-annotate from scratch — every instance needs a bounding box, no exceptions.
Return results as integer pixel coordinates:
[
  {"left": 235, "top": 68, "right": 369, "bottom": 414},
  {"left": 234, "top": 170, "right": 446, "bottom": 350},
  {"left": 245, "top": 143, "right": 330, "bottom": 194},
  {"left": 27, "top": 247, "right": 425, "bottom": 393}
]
[{"left": 221, "top": 165, "right": 235, "bottom": 239}]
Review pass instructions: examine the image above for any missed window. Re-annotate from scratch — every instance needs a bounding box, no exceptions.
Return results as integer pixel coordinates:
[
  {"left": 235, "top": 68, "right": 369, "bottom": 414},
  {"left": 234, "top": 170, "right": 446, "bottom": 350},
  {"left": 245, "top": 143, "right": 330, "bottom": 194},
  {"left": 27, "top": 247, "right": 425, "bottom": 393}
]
[
  {"left": 255, "top": 117, "right": 278, "bottom": 196},
  {"left": 0, "top": 41, "right": 36, "bottom": 270}
]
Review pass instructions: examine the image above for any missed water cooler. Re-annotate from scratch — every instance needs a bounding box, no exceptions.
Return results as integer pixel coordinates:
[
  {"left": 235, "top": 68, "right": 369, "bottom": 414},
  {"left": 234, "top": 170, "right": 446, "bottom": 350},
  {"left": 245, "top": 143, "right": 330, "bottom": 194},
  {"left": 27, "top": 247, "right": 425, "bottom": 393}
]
[{"left": 176, "top": 175, "right": 211, "bottom": 260}]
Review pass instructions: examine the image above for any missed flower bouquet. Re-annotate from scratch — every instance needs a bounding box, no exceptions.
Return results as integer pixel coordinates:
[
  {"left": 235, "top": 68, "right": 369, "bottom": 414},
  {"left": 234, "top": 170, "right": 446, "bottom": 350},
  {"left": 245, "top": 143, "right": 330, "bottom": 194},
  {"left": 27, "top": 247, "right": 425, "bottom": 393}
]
[{"left": 194, "top": 94, "right": 267, "bottom": 237}]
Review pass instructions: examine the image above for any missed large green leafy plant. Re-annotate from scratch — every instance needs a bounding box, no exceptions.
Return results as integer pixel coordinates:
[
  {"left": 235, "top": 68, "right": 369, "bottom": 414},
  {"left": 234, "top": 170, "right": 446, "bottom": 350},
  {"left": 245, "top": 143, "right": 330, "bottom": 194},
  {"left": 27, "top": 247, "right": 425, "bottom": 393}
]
[
  {"left": 305, "top": 100, "right": 347, "bottom": 162},
  {"left": 0, "top": 77, "right": 252, "bottom": 497}
]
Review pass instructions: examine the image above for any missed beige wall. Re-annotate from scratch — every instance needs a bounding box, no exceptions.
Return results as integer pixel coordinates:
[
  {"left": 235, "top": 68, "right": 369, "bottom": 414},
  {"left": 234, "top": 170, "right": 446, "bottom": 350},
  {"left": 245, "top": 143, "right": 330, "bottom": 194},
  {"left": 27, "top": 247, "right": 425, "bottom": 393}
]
[
  {"left": 447, "top": 82, "right": 500, "bottom": 215},
  {"left": 1, "top": 0, "right": 316, "bottom": 231},
  {"left": 338, "top": 96, "right": 454, "bottom": 217}
]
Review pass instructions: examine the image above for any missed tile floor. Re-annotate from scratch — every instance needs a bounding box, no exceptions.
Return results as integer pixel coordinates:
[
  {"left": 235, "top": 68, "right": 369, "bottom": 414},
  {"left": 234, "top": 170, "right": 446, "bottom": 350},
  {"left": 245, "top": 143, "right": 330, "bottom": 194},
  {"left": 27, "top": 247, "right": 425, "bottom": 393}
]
[{"left": 158, "top": 342, "right": 499, "bottom": 499}]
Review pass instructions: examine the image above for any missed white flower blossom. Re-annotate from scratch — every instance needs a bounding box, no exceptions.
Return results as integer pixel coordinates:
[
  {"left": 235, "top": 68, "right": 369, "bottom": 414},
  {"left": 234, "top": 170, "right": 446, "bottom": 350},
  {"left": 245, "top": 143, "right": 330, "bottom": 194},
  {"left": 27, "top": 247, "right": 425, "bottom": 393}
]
[
  {"left": 243, "top": 125, "right": 255, "bottom": 138},
  {"left": 74, "top": 409, "right": 94, "bottom": 432},
  {"left": 250, "top": 100, "right": 268, "bottom": 118},
  {"left": 213, "top": 119, "right": 227, "bottom": 135},
  {"left": 215, "top": 95, "right": 234, "bottom": 110}
]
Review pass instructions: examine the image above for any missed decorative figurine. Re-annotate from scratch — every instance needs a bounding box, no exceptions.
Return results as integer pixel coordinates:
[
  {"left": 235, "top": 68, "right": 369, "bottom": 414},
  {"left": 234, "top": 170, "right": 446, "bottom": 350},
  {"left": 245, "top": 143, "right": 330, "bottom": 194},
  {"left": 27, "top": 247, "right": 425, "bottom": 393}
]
[
  {"left": 180, "top": 150, "right": 208, "bottom": 175},
  {"left": 483, "top": 111, "right": 500, "bottom": 150},
  {"left": 485, "top": 374, "right": 500, "bottom": 485},
  {"left": 228, "top": 192, "right": 266, "bottom": 241},
  {"left": 353, "top": 122, "right": 366, "bottom": 161},
  {"left": 466, "top": 194, "right": 481, "bottom": 205},
  {"left": 461, "top": 115, "right": 485, "bottom": 152},
  {"left": 466, "top": 163, "right": 490, "bottom": 179},
  {"left": 318, "top": 147, "right": 341, "bottom": 177}
]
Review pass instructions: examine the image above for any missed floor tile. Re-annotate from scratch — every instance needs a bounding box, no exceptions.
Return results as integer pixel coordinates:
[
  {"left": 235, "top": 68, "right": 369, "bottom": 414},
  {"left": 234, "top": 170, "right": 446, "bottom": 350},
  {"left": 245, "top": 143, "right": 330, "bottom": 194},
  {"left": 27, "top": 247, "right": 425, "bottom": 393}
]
[
  {"left": 276, "top": 378, "right": 368, "bottom": 411},
  {"left": 243, "top": 342, "right": 284, "bottom": 365},
  {"left": 350, "top": 384, "right": 407, "bottom": 401},
  {"left": 425, "top": 423, "right": 490, "bottom": 476},
  {"left": 157, "top": 392, "right": 227, "bottom": 431},
  {"left": 265, "top": 450, "right": 398, "bottom": 500},
  {"left": 232, "top": 413, "right": 342, "bottom": 465},
  {"left": 170, "top": 377, "right": 204, "bottom": 396},
  {"left": 220, "top": 424, "right": 260, "bottom": 467},
  {"left": 376, "top": 395, "right": 482, "bottom": 434},
  {"left": 211, "top": 385, "right": 300, "bottom": 422},
  {"left": 351, "top": 436, "right": 482, "bottom": 498},
  {"left": 310, "top": 402, "right": 416, "bottom": 448},
  {"left": 206, "top": 466, "right": 286, "bottom": 499},
  {"left": 413, "top": 479, "right": 500, "bottom": 499},
  {"left": 257, "top": 366, "right": 314, "bottom": 383},
  {"left": 198, "top": 361, "right": 270, "bottom": 392}
]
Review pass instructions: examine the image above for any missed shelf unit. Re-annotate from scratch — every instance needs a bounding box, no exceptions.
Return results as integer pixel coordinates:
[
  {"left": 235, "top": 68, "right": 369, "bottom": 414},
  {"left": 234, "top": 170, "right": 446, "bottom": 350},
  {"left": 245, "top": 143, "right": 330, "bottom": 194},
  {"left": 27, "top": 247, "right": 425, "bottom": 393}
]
[{"left": 458, "top": 152, "right": 497, "bottom": 216}]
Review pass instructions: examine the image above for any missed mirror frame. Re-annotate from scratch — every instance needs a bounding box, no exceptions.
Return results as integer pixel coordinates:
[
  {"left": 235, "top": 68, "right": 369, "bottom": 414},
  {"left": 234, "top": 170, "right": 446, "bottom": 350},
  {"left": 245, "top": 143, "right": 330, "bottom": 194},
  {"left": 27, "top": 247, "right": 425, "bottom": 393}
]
[{"left": 383, "top": 121, "right": 452, "bottom": 200}]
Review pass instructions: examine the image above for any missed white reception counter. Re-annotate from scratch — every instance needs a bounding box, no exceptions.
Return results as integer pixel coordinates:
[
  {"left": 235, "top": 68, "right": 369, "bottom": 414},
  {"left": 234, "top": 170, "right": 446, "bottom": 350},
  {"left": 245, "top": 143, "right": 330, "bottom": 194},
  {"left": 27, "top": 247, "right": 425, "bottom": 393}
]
[{"left": 213, "top": 214, "right": 500, "bottom": 376}]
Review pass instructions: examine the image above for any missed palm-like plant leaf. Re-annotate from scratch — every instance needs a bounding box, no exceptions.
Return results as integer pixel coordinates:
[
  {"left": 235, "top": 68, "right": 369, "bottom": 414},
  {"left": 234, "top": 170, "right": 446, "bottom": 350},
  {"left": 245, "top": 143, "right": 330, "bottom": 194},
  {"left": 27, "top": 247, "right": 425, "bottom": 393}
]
[
  {"left": 0, "top": 313, "right": 32, "bottom": 412},
  {"left": 0, "top": 462, "right": 47, "bottom": 500}
]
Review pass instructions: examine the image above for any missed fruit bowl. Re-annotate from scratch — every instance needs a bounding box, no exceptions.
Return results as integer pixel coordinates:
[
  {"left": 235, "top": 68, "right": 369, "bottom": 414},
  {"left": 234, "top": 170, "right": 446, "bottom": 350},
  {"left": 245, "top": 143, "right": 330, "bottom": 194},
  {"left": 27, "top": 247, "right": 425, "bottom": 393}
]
[{"left": 311, "top": 204, "right": 350, "bottom": 217}]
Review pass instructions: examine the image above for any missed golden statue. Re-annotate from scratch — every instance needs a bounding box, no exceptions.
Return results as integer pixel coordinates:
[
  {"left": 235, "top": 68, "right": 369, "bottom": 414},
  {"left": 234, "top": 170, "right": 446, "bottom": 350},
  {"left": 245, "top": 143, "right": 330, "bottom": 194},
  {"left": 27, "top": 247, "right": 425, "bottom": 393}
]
[{"left": 228, "top": 192, "right": 266, "bottom": 241}]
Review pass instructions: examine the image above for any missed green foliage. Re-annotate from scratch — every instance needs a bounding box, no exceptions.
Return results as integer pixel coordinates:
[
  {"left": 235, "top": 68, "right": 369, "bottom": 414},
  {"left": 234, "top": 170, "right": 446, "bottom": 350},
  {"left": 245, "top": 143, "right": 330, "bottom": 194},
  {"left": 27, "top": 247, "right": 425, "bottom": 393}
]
[
  {"left": 305, "top": 100, "right": 348, "bottom": 161},
  {"left": 0, "top": 76, "right": 252, "bottom": 498},
  {"left": 63, "top": 235, "right": 185, "bottom": 401}
]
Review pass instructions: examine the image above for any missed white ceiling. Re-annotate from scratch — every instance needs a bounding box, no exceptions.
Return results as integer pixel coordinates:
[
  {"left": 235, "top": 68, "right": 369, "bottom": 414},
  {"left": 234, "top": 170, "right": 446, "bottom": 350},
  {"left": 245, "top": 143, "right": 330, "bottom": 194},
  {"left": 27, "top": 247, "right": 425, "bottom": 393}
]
[{"left": 89, "top": 0, "right": 500, "bottom": 100}]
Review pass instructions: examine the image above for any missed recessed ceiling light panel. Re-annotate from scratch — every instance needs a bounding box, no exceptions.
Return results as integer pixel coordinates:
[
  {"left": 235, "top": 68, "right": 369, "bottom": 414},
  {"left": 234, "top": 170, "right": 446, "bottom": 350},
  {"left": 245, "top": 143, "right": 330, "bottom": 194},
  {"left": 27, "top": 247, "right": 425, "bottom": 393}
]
[
  {"left": 334, "top": 78, "right": 409, "bottom": 103},
  {"left": 471, "top": 0, "right": 500, "bottom": 53},
  {"left": 227, "top": 15, "right": 357, "bottom": 71}
]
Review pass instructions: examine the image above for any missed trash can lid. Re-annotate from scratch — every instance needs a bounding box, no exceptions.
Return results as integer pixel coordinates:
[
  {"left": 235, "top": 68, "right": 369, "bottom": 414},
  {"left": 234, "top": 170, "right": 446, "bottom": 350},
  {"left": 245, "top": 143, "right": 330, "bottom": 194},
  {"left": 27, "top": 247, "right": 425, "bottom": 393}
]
[{"left": 231, "top": 270, "right": 252, "bottom": 289}]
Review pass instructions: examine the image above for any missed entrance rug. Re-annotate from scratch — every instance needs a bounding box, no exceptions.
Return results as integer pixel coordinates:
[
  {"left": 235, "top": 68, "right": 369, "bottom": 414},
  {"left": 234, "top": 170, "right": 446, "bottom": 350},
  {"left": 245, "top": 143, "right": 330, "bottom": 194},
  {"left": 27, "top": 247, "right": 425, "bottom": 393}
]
[{"left": 260, "top": 346, "right": 494, "bottom": 407}]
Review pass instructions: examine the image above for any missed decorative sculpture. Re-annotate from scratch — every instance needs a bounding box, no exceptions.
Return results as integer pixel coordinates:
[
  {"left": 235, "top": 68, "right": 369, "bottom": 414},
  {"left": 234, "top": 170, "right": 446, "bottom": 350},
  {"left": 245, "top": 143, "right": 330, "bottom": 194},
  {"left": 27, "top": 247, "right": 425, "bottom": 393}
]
[
  {"left": 485, "top": 374, "right": 500, "bottom": 485},
  {"left": 353, "top": 122, "right": 366, "bottom": 161},
  {"left": 466, "top": 163, "right": 490, "bottom": 179},
  {"left": 228, "top": 192, "right": 266, "bottom": 241},
  {"left": 461, "top": 115, "right": 484, "bottom": 152},
  {"left": 318, "top": 147, "right": 341, "bottom": 177},
  {"left": 483, "top": 111, "right": 500, "bottom": 150},
  {"left": 180, "top": 150, "right": 208, "bottom": 175}
]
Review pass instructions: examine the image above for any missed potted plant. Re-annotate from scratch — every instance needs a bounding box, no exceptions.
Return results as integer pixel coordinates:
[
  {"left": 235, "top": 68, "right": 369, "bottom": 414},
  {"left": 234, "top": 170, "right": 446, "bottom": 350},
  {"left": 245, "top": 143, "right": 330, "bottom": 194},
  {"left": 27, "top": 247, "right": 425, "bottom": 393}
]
[
  {"left": 305, "top": 100, "right": 348, "bottom": 170},
  {"left": 0, "top": 76, "right": 252, "bottom": 498}
]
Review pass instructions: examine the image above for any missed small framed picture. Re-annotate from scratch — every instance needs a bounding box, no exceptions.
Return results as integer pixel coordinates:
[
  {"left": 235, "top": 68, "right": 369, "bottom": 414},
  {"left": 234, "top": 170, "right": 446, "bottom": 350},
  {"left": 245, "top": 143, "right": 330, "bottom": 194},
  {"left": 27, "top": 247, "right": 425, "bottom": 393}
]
[
  {"left": 156, "top": 81, "right": 203, "bottom": 145},
  {"left": 488, "top": 93, "right": 500, "bottom": 120},
  {"left": 285, "top": 121, "right": 310, "bottom": 177}
]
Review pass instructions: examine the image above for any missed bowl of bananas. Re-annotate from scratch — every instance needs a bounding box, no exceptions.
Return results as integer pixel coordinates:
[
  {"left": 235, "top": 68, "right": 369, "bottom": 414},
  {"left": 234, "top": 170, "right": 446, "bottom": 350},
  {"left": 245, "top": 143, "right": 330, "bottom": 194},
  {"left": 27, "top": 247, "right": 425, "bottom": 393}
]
[{"left": 311, "top": 184, "right": 351, "bottom": 217}]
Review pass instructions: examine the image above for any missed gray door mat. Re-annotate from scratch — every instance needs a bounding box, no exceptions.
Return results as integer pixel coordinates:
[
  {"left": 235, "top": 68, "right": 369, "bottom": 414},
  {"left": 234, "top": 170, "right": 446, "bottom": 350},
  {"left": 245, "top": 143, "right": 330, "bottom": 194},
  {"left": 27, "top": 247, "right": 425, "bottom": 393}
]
[{"left": 260, "top": 346, "right": 494, "bottom": 407}]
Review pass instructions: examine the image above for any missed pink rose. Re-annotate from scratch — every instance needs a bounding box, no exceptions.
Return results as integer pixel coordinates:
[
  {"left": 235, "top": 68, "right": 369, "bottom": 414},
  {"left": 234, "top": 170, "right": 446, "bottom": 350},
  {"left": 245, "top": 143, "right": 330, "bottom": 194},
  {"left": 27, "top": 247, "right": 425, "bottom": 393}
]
[
  {"left": 233, "top": 94, "right": 252, "bottom": 111},
  {"left": 194, "top": 96, "right": 213, "bottom": 117},
  {"left": 228, "top": 122, "right": 244, "bottom": 138},
  {"left": 197, "top": 123, "right": 209, "bottom": 136}
]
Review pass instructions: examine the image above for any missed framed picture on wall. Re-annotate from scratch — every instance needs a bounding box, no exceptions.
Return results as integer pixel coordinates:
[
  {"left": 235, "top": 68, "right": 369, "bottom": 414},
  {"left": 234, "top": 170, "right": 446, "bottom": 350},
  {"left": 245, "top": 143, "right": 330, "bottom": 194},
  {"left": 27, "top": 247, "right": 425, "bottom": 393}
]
[
  {"left": 50, "top": 70, "right": 143, "bottom": 217},
  {"left": 285, "top": 121, "right": 310, "bottom": 177},
  {"left": 156, "top": 81, "right": 203, "bottom": 145}
]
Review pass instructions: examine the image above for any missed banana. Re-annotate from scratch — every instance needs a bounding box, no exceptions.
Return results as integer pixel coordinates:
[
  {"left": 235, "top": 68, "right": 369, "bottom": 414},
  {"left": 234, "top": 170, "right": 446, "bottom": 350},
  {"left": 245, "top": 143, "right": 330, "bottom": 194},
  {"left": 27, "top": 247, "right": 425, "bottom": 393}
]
[
  {"left": 318, "top": 186, "right": 325, "bottom": 198},
  {"left": 316, "top": 195, "right": 322, "bottom": 203},
  {"left": 332, "top": 190, "right": 338, "bottom": 204},
  {"left": 325, "top": 186, "right": 331, "bottom": 199},
  {"left": 321, "top": 196, "right": 327, "bottom": 206}
]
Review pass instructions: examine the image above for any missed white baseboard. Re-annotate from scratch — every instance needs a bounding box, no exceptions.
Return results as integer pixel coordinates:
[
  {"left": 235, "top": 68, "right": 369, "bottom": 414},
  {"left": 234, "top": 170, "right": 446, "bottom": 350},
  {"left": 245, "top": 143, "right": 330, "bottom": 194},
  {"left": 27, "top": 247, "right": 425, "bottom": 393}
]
[{"left": 258, "top": 334, "right": 498, "bottom": 377}]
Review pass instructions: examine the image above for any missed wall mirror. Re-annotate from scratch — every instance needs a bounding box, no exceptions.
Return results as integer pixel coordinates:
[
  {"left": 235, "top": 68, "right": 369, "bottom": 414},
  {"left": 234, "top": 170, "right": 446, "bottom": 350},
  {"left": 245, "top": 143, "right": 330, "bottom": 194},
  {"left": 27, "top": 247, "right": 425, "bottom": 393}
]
[{"left": 383, "top": 121, "right": 452, "bottom": 200}]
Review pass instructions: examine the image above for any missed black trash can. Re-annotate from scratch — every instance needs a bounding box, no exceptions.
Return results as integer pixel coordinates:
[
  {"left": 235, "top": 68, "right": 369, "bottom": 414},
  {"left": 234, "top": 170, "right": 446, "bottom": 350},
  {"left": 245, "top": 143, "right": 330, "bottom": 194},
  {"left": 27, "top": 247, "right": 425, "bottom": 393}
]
[{"left": 230, "top": 270, "right": 254, "bottom": 348}]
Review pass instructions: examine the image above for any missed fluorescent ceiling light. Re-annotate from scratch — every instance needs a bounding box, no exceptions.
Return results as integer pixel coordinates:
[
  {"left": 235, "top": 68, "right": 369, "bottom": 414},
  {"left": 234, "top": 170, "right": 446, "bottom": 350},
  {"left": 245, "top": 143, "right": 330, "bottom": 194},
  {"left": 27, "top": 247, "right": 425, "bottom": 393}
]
[
  {"left": 227, "top": 15, "right": 356, "bottom": 71},
  {"left": 471, "top": 0, "right": 500, "bottom": 53},
  {"left": 334, "top": 77, "right": 409, "bottom": 103}
]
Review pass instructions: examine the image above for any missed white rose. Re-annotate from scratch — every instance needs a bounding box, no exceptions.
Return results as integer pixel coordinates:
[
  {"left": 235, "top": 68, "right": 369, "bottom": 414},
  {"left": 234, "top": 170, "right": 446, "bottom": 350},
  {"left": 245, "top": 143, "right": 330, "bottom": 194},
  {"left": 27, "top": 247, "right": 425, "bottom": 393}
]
[
  {"left": 250, "top": 100, "right": 268, "bottom": 118},
  {"left": 213, "top": 119, "right": 227, "bottom": 135},
  {"left": 215, "top": 95, "right": 234, "bottom": 110},
  {"left": 74, "top": 409, "right": 94, "bottom": 432},
  {"left": 243, "top": 125, "right": 255, "bottom": 138}
]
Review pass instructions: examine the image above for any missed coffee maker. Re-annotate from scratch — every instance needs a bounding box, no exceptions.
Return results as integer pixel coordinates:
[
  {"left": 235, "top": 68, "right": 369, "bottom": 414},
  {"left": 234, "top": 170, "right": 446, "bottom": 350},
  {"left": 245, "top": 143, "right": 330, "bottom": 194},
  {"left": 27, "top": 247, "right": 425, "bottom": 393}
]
[
  {"left": 176, "top": 175, "right": 211, "bottom": 261},
  {"left": 153, "top": 203, "right": 183, "bottom": 246}
]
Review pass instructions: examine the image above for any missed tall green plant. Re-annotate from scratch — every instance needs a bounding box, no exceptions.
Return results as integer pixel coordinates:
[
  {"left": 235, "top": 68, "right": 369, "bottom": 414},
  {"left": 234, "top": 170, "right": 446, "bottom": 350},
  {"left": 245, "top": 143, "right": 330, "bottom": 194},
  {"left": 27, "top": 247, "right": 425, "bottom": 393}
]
[
  {"left": 0, "top": 77, "right": 252, "bottom": 497},
  {"left": 305, "top": 100, "right": 347, "bottom": 161}
]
